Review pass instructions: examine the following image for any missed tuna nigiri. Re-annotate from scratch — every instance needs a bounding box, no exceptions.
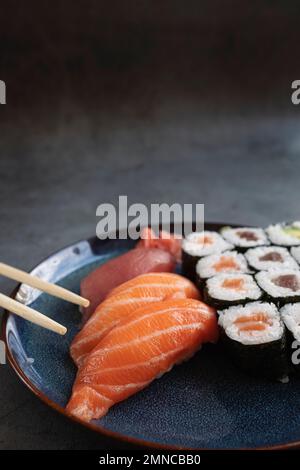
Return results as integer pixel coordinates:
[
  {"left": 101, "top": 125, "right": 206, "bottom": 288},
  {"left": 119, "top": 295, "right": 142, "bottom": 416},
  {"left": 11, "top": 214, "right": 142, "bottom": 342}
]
[
  {"left": 71, "top": 273, "right": 200, "bottom": 367},
  {"left": 66, "top": 298, "right": 218, "bottom": 422},
  {"left": 136, "top": 227, "right": 182, "bottom": 263},
  {"left": 81, "top": 248, "right": 175, "bottom": 322}
]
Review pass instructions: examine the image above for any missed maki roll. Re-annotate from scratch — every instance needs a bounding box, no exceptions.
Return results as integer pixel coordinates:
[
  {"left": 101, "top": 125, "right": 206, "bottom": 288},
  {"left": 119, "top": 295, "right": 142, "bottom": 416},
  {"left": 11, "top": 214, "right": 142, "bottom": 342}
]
[
  {"left": 266, "top": 221, "right": 300, "bottom": 247},
  {"left": 204, "top": 273, "right": 262, "bottom": 309},
  {"left": 196, "top": 250, "right": 249, "bottom": 287},
  {"left": 218, "top": 302, "right": 289, "bottom": 381},
  {"left": 280, "top": 303, "right": 300, "bottom": 375},
  {"left": 256, "top": 269, "right": 300, "bottom": 305},
  {"left": 245, "top": 246, "right": 298, "bottom": 272},
  {"left": 182, "top": 231, "right": 233, "bottom": 281},
  {"left": 220, "top": 226, "right": 269, "bottom": 252}
]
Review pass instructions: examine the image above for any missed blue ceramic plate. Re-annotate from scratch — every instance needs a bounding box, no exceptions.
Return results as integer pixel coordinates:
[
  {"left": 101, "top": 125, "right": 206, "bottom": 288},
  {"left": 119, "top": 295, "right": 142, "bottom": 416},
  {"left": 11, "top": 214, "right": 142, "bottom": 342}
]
[{"left": 3, "top": 224, "right": 300, "bottom": 449}]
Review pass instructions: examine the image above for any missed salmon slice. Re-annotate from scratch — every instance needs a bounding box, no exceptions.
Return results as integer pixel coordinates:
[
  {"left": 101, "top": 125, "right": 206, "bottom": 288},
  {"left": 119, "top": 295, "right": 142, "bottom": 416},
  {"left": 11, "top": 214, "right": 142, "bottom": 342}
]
[
  {"left": 66, "top": 298, "right": 218, "bottom": 422},
  {"left": 213, "top": 256, "right": 239, "bottom": 272},
  {"left": 136, "top": 227, "right": 182, "bottom": 263},
  {"left": 234, "top": 313, "right": 272, "bottom": 325},
  {"left": 195, "top": 235, "right": 213, "bottom": 246},
  {"left": 238, "top": 323, "right": 267, "bottom": 332},
  {"left": 222, "top": 278, "right": 245, "bottom": 291},
  {"left": 81, "top": 248, "right": 176, "bottom": 322},
  {"left": 71, "top": 273, "right": 200, "bottom": 367},
  {"left": 234, "top": 312, "right": 273, "bottom": 332}
]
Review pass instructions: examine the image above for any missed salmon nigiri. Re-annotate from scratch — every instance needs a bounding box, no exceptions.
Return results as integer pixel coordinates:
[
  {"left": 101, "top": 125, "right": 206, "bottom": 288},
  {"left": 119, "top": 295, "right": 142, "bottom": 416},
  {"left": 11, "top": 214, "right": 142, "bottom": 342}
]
[
  {"left": 66, "top": 298, "right": 218, "bottom": 422},
  {"left": 71, "top": 273, "right": 200, "bottom": 367}
]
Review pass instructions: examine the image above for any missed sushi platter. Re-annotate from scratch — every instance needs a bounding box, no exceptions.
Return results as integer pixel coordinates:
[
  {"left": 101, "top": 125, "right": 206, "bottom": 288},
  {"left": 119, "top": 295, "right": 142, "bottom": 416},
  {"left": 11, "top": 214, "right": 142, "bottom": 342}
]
[{"left": 3, "top": 222, "right": 300, "bottom": 449}]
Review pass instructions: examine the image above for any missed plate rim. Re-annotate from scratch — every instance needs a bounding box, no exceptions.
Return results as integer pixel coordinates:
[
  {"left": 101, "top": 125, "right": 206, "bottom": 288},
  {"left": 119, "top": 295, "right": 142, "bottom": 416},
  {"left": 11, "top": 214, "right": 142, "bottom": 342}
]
[{"left": 2, "top": 225, "right": 300, "bottom": 450}]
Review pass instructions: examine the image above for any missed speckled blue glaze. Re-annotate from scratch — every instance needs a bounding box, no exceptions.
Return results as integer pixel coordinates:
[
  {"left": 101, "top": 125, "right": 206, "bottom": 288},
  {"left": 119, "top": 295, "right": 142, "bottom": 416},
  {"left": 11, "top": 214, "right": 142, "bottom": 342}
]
[{"left": 5, "top": 231, "right": 300, "bottom": 449}]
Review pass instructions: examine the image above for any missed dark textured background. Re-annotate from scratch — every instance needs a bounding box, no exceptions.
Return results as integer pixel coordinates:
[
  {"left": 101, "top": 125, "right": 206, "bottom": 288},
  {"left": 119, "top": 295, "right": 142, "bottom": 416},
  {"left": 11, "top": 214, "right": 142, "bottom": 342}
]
[{"left": 1, "top": 1, "right": 300, "bottom": 449}]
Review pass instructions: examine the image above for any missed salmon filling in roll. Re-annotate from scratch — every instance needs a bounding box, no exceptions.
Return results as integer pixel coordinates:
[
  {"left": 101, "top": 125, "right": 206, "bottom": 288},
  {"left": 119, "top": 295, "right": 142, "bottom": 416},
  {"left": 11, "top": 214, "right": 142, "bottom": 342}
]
[{"left": 218, "top": 302, "right": 288, "bottom": 381}]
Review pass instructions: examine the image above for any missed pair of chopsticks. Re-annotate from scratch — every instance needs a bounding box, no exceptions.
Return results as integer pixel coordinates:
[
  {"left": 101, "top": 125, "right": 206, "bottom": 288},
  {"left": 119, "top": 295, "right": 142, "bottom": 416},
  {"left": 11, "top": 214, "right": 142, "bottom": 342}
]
[{"left": 0, "top": 262, "right": 90, "bottom": 335}]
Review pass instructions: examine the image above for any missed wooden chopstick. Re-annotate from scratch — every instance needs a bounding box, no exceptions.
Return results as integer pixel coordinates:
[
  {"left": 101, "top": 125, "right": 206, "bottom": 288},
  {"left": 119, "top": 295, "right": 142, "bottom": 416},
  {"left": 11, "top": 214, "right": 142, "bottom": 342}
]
[
  {"left": 0, "top": 262, "right": 90, "bottom": 308},
  {"left": 0, "top": 292, "right": 67, "bottom": 335}
]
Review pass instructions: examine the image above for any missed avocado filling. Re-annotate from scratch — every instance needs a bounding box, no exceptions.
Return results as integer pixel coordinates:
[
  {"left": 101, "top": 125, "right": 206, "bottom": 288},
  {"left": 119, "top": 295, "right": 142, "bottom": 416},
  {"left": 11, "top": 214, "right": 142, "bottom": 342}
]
[{"left": 283, "top": 226, "right": 300, "bottom": 239}]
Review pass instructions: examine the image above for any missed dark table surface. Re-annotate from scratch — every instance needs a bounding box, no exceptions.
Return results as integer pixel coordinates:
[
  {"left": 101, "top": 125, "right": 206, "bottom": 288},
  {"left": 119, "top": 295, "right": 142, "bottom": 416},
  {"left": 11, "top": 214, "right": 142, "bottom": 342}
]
[{"left": 1, "top": 1, "right": 300, "bottom": 449}]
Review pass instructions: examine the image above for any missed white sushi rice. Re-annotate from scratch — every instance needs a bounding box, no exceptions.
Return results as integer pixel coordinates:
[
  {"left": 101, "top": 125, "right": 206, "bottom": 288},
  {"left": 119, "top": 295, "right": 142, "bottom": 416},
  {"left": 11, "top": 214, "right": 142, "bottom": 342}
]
[
  {"left": 196, "top": 250, "right": 249, "bottom": 279},
  {"left": 280, "top": 303, "right": 300, "bottom": 342},
  {"left": 206, "top": 273, "right": 261, "bottom": 302},
  {"left": 221, "top": 227, "right": 269, "bottom": 248},
  {"left": 291, "top": 246, "right": 300, "bottom": 265},
  {"left": 219, "top": 302, "right": 283, "bottom": 345},
  {"left": 182, "top": 231, "right": 233, "bottom": 257},
  {"left": 256, "top": 269, "right": 300, "bottom": 299},
  {"left": 266, "top": 222, "right": 300, "bottom": 246},
  {"left": 245, "top": 246, "right": 299, "bottom": 272}
]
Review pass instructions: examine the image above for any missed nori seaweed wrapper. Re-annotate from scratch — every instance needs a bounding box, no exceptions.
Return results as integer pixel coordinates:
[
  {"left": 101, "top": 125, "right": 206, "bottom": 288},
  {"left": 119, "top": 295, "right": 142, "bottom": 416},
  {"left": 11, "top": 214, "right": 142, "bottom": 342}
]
[
  {"left": 182, "top": 249, "right": 200, "bottom": 282},
  {"left": 259, "top": 291, "right": 300, "bottom": 308},
  {"left": 220, "top": 327, "right": 290, "bottom": 381},
  {"left": 195, "top": 273, "right": 206, "bottom": 291}
]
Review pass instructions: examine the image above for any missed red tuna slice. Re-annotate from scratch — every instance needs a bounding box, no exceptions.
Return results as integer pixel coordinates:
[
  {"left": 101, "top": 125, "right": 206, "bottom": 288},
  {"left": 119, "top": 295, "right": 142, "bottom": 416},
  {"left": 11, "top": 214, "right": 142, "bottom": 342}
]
[
  {"left": 81, "top": 248, "right": 176, "bottom": 322},
  {"left": 136, "top": 227, "right": 182, "bottom": 263}
]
